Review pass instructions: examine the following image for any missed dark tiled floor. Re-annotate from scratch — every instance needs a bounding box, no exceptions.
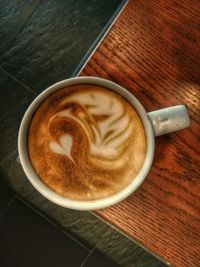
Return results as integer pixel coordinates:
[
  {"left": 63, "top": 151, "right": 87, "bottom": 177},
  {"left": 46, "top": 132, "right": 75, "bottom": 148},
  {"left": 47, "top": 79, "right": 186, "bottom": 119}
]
[
  {"left": 0, "top": 197, "right": 88, "bottom": 267},
  {"left": 0, "top": 171, "right": 15, "bottom": 216},
  {"left": 1, "top": 0, "right": 124, "bottom": 93},
  {"left": 0, "top": 0, "right": 41, "bottom": 54},
  {"left": 0, "top": 68, "right": 35, "bottom": 158},
  {"left": 0, "top": 1, "right": 167, "bottom": 266},
  {"left": 82, "top": 249, "right": 120, "bottom": 267},
  {"left": 0, "top": 196, "right": 119, "bottom": 267}
]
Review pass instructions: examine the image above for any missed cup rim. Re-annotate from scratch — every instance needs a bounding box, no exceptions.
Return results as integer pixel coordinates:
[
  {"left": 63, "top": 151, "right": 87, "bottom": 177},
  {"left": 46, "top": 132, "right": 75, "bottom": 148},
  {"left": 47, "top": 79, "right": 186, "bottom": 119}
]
[{"left": 18, "top": 76, "right": 155, "bottom": 210}]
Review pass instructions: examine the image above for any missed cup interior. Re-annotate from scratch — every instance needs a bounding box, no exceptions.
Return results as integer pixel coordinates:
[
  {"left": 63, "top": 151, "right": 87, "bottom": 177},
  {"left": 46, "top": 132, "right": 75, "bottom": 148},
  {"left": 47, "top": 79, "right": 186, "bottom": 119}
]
[{"left": 18, "top": 77, "right": 155, "bottom": 210}]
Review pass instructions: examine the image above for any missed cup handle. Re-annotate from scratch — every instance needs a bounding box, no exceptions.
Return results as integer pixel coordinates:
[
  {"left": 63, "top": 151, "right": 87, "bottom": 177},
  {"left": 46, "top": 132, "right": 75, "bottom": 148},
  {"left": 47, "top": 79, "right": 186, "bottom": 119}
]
[{"left": 147, "top": 105, "right": 190, "bottom": 136}]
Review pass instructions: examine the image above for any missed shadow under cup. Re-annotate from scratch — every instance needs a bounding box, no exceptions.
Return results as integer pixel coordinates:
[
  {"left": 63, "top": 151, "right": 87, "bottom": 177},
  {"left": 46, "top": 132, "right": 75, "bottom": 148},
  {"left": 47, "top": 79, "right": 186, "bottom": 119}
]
[{"left": 18, "top": 77, "right": 155, "bottom": 210}]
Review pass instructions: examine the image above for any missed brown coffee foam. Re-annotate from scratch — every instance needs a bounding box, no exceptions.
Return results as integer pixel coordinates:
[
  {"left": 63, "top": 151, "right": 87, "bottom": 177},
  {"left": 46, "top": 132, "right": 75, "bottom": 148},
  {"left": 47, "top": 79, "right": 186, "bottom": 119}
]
[{"left": 28, "top": 84, "right": 147, "bottom": 200}]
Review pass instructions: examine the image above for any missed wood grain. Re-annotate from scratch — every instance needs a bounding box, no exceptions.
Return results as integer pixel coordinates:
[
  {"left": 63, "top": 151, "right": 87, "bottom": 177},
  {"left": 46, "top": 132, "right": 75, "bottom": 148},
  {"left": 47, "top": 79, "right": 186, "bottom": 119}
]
[{"left": 80, "top": 0, "right": 200, "bottom": 266}]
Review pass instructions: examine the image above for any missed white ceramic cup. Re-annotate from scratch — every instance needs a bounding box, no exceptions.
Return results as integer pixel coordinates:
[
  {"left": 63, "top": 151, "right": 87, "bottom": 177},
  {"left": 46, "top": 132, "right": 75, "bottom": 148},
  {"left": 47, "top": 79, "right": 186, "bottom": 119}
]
[{"left": 18, "top": 77, "right": 190, "bottom": 210}]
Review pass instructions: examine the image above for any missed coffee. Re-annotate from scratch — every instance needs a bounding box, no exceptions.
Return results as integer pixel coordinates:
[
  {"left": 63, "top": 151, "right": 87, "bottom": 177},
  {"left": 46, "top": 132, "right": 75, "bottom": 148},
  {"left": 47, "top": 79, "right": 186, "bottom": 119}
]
[{"left": 28, "top": 84, "right": 146, "bottom": 200}]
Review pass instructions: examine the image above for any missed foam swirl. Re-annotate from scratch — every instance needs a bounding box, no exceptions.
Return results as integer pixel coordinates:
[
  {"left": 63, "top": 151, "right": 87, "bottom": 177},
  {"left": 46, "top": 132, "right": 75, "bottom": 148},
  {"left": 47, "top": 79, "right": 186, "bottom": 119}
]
[{"left": 48, "top": 90, "right": 133, "bottom": 167}]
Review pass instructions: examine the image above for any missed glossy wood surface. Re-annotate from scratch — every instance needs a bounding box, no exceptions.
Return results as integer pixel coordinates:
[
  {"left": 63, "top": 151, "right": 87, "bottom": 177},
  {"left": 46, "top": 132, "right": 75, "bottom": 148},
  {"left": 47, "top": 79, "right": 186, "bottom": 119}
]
[{"left": 80, "top": 0, "right": 200, "bottom": 266}]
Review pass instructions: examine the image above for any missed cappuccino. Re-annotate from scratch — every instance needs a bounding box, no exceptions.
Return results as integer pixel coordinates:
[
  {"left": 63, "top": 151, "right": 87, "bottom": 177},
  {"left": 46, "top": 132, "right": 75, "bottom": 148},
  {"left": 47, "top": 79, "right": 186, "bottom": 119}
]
[{"left": 28, "top": 84, "right": 146, "bottom": 200}]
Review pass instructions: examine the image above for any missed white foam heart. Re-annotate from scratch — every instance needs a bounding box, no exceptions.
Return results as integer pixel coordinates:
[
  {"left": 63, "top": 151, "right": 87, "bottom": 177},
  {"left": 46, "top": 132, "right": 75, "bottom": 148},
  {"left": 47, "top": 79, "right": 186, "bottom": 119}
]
[{"left": 49, "top": 134, "right": 74, "bottom": 162}]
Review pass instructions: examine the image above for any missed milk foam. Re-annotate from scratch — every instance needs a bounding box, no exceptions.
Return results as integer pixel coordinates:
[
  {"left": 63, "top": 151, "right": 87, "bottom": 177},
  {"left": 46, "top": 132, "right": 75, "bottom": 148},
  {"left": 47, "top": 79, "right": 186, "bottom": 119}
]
[
  {"left": 49, "top": 91, "right": 133, "bottom": 163},
  {"left": 49, "top": 134, "right": 74, "bottom": 163}
]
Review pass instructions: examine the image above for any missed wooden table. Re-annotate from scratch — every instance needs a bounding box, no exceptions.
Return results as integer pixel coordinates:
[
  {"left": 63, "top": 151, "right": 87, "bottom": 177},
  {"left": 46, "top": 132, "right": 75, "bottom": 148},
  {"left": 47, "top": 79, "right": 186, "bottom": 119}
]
[{"left": 80, "top": 1, "right": 200, "bottom": 266}]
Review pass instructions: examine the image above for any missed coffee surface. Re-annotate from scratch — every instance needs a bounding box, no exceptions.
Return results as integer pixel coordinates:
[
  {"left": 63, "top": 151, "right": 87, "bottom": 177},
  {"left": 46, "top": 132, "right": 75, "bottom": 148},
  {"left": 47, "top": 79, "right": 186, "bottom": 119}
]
[{"left": 28, "top": 84, "right": 146, "bottom": 200}]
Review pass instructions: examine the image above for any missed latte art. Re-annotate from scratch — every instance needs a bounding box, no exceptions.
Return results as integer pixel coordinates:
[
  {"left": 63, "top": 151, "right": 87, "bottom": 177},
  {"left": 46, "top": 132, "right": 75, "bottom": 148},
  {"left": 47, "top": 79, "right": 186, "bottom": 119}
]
[
  {"left": 49, "top": 134, "right": 75, "bottom": 163},
  {"left": 49, "top": 91, "right": 133, "bottom": 167},
  {"left": 28, "top": 84, "right": 146, "bottom": 200}
]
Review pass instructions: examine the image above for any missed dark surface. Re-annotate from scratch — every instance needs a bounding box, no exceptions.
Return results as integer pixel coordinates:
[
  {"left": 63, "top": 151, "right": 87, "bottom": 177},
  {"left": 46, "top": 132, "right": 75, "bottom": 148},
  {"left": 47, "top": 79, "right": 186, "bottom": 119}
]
[
  {"left": 0, "top": 197, "right": 88, "bottom": 267},
  {"left": 0, "top": 69, "right": 35, "bottom": 205},
  {"left": 0, "top": 0, "right": 41, "bottom": 54},
  {"left": 83, "top": 249, "right": 121, "bottom": 267},
  {"left": 0, "top": 171, "right": 14, "bottom": 215},
  {"left": 0, "top": 1, "right": 167, "bottom": 266},
  {"left": 0, "top": 67, "right": 34, "bottom": 214},
  {"left": 1, "top": 0, "right": 124, "bottom": 93}
]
